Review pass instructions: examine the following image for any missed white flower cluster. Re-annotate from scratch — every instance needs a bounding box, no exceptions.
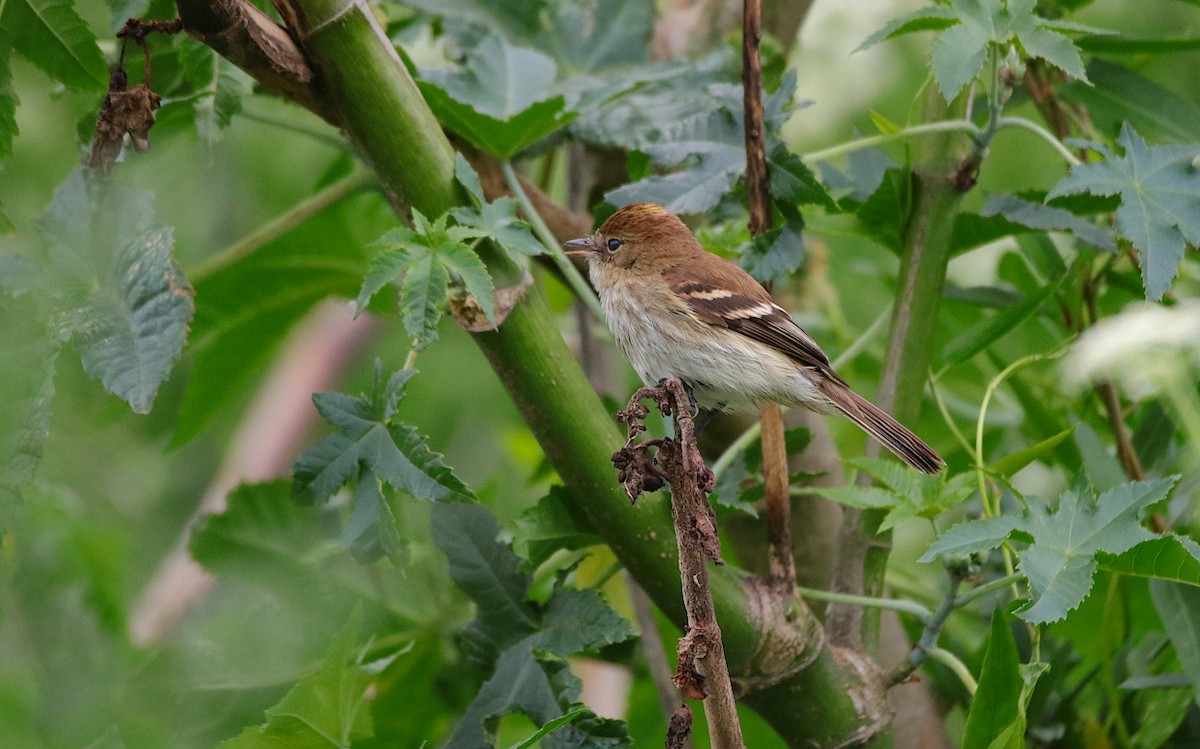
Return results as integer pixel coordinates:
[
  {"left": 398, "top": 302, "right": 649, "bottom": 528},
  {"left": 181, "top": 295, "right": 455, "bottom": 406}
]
[{"left": 1063, "top": 302, "right": 1200, "bottom": 398}]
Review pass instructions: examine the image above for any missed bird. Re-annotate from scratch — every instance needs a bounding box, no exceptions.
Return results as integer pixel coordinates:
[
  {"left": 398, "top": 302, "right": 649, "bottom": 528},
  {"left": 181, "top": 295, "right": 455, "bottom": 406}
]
[{"left": 564, "top": 202, "right": 944, "bottom": 474}]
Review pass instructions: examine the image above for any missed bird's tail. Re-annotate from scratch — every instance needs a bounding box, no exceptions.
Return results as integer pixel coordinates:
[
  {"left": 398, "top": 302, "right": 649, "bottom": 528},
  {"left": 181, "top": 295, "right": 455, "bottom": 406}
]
[{"left": 820, "top": 383, "right": 945, "bottom": 474}]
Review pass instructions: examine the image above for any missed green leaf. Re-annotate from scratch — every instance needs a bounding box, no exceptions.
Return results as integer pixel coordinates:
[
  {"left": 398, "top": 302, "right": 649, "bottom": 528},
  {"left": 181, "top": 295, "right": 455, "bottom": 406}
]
[
  {"left": 418, "top": 35, "right": 578, "bottom": 158},
  {"left": 190, "top": 481, "right": 331, "bottom": 591},
  {"left": 175, "top": 190, "right": 372, "bottom": 445},
  {"left": 0, "top": 44, "right": 18, "bottom": 159},
  {"left": 356, "top": 212, "right": 494, "bottom": 347},
  {"left": 920, "top": 516, "right": 1025, "bottom": 562},
  {"left": 939, "top": 273, "right": 1065, "bottom": 368},
  {"left": 343, "top": 473, "right": 407, "bottom": 565},
  {"left": 544, "top": 0, "right": 652, "bottom": 73},
  {"left": 991, "top": 428, "right": 1075, "bottom": 476},
  {"left": 35, "top": 169, "right": 193, "bottom": 413},
  {"left": 219, "top": 607, "right": 374, "bottom": 748},
  {"left": 515, "top": 486, "right": 600, "bottom": 568},
  {"left": 401, "top": 0, "right": 547, "bottom": 40},
  {"left": 508, "top": 708, "right": 588, "bottom": 749},
  {"left": 432, "top": 503, "right": 633, "bottom": 748},
  {"left": 928, "top": 0, "right": 1088, "bottom": 101},
  {"left": 293, "top": 366, "right": 476, "bottom": 510},
  {"left": 399, "top": 252, "right": 450, "bottom": 349},
  {"left": 847, "top": 459, "right": 977, "bottom": 530},
  {"left": 856, "top": 5, "right": 958, "bottom": 52},
  {"left": 193, "top": 53, "right": 253, "bottom": 147},
  {"left": 432, "top": 501, "right": 539, "bottom": 657},
  {"left": 1149, "top": 581, "right": 1200, "bottom": 707},
  {"left": 1047, "top": 123, "right": 1200, "bottom": 300},
  {"left": 962, "top": 609, "right": 1023, "bottom": 749},
  {"left": 980, "top": 194, "right": 1115, "bottom": 251},
  {"left": 0, "top": 0, "right": 108, "bottom": 91},
  {"left": 925, "top": 476, "right": 1181, "bottom": 622},
  {"left": 1099, "top": 535, "right": 1200, "bottom": 588},
  {"left": 1064, "top": 60, "right": 1200, "bottom": 144},
  {"left": 451, "top": 156, "right": 544, "bottom": 259},
  {"left": 0, "top": 295, "right": 58, "bottom": 527}
]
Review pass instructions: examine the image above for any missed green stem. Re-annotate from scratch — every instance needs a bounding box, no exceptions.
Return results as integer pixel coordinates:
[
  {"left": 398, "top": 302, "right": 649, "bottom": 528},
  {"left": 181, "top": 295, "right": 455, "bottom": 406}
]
[
  {"left": 888, "top": 579, "right": 960, "bottom": 685},
  {"left": 500, "top": 161, "right": 606, "bottom": 322},
  {"left": 998, "top": 116, "right": 1083, "bottom": 166},
  {"left": 929, "top": 648, "right": 977, "bottom": 695},
  {"left": 804, "top": 120, "right": 980, "bottom": 163},
  {"left": 954, "top": 572, "right": 1024, "bottom": 609},
  {"left": 795, "top": 586, "right": 933, "bottom": 622},
  {"left": 188, "top": 171, "right": 376, "bottom": 281}
]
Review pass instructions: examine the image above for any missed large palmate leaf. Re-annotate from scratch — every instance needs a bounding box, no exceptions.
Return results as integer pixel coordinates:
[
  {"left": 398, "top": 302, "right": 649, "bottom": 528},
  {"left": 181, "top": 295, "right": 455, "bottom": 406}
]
[
  {"left": 418, "top": 35, "right": 577, "bottom": 159},
  {"left": 1047, "top": 123, "right": 1200, "bottom": 300},
  {"left": 923, "top": 476, "right": 1186, "bottom": 623},
  {"left": 432, "top": 503, "right": 633, "bottom": 749},
  {"left": 34, "top": 168, "right": 193, "bottom": 413},
  {"left": 862, "top": 0, "right": 1088, "bottom": 101}
]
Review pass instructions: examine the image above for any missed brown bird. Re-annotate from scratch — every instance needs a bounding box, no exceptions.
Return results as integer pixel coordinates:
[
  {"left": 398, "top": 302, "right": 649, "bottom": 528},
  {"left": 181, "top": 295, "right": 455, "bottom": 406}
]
[{"left": 565, "top": 202, "right": 944, "bottom": 474}]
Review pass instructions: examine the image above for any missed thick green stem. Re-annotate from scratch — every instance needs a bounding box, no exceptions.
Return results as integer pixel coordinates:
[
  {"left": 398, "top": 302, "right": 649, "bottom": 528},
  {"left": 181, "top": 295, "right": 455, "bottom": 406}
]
[
  {"left": 825, "top": 90, "right": 966, "bottom": 654},
  {"left": 280, "top": 0, "right": 883, "bottom": 744}
]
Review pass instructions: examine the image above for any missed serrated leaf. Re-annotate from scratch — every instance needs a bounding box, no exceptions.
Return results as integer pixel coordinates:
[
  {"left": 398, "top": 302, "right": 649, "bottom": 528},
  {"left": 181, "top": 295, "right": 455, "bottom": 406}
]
[
  {"left": 924, "top": 477, "right": 1181, "bottom": 623},
  {"left": 920, "top": 515, "right": 1024, "bottom": 562},
  {"left": 856, "top": 5, "right": 958, "bottom": 52},
  {"left": 962, "top": 609, "right": 1023, "bottom": 749},
  {"left": 1, "top": 0, "right": 108, "bottom": 91},
  {"left": 293, "top": 367, "right": 475, "bottom": 508},
  {"left": 980, "top": 194, "right": 1115, "bottom": 251},
  {"left": 432, "top": 503, "right": 634, "bottom": 748},
  {"left": 848, "top": 458, "right": 977, "bottom": 530},
  {"left": 515, "top": 487, "right": 599, "bottom": 567},
  {"left": 449, "top": 198, "right": 545, "bottom": 259},
  {"left": 1149, "top": 581, "right": 1200, "bottom": 708},
  {"left": 1017, "top": 477, "right": 1177, "bottom": 623},
  {"left": 1047, "top": 123, "right": 1200, "bottom": 300},
  {"left": 35, "top": 169, "right": 193, "bottom": 413},
  {"left": 219, "top": 607, "right": 374, "bottom": 748},
  {"left": 418, "top": 35, "right": 579, "bottom": 158},
  {"left": 740, "top": 223, "right": 804, "bottom": 283},
  {"left": 927, "top": 0, "right": 1088, "bottom": 101},
  {"left": 399, "top": 253, "right": 449, "bottom": 349},
  {"left": 546, "top": 0, "right": 652, "bottom": 73},
  {"left": 432, "top": 502, "right": 539, "bottom": 657},
  {"left": 454, "top": 153, "right": 486, "bottom": 205},
  {"left": 807, "top": 486, "right": 897, "bottom": 509},
  {"left": 1099, "top": 535, "right": 1200, "bottom": 588},
  {"left": 343, "top": 473, "right": 407, "bottom": 565}
]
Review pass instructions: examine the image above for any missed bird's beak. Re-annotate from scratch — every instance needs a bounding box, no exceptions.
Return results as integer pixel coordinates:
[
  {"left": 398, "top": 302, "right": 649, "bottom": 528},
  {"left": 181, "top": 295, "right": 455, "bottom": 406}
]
[{"left": 563, "top": 236, "right": 598, "bottom": 257}]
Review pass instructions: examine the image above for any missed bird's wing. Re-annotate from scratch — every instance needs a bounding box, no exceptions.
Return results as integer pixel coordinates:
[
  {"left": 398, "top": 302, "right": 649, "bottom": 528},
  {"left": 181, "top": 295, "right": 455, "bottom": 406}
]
[{"left": 665, "top": 269, "right": 843, "bottom": 382}]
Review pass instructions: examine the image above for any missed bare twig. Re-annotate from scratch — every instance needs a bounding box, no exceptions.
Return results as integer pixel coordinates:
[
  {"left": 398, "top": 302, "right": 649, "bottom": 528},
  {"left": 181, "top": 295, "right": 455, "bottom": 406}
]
[
  {"left": 740, "top": 0, "right": 795, "bottom": 595},
  {"left": 614, "top": 380, "right": 745, "bottom": 749}
]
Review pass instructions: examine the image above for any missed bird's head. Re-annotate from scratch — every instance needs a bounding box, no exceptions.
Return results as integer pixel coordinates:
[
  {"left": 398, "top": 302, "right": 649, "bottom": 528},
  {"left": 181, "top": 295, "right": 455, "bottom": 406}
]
[{"left": 564, "top": 203, "right": 702, "bottom": 271}]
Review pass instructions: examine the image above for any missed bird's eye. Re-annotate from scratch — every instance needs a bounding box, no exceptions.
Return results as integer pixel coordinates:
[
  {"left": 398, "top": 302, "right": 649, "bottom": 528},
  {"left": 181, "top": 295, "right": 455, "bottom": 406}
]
[{"left": 606, "top": 238, "right": 623, "bottom": 252}]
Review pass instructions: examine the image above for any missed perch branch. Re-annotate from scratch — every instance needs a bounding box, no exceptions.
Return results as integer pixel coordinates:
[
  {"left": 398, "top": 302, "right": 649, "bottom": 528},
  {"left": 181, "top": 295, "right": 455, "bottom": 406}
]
[{"left": 614, "top": 380, "right": 745, "bottom": 749}]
